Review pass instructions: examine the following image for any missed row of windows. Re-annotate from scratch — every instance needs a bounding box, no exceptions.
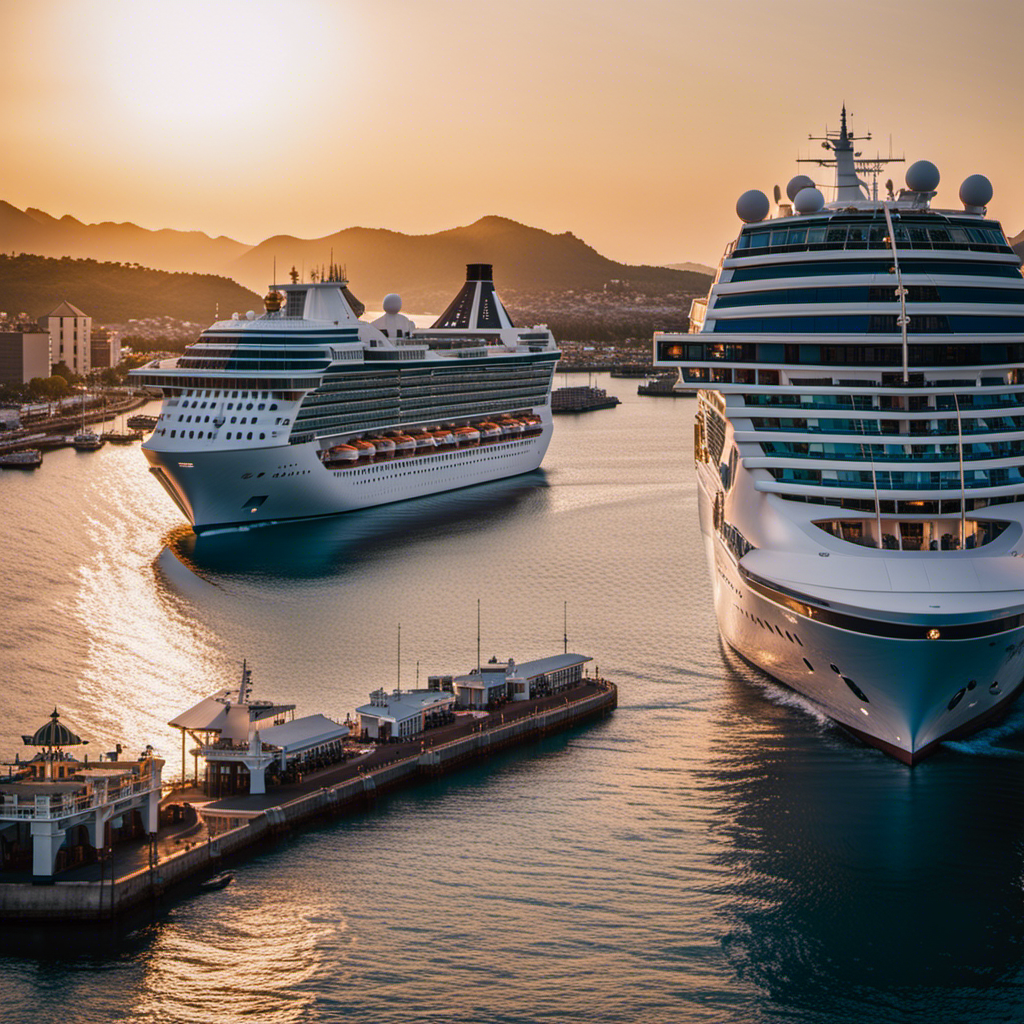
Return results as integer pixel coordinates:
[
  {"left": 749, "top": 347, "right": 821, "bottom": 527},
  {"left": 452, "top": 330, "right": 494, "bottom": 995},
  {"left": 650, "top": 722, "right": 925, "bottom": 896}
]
[
  {"left": 743, "top": 391, "right": 1024, "bottom": 412},
  {"left": 750, "top": 416, "right": 1024, "bottom": 436},
  {"left": 734, "top": 220, "right": 1008, "bottom": 254},
  {"left": 760, "top": 439, "right": 1024, "bottom": 463},
  {"left": 712, "top": 284, "right": 1024, "bottom": 309},
  {"left": 711, "top": 314, "right": 1024, "bottom": 334},
  {"left": 727, "top": 259, "right": 1023, "bottom": 282},
  {"left": 767, "top": 466, "right": 1024, "bottom": 490}
]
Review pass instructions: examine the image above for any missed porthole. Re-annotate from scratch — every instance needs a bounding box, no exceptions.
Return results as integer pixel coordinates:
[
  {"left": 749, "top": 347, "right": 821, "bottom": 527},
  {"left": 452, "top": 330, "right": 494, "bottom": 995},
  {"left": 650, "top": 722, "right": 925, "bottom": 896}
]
[
  {"left": 843, "top": 676, "right": 869, "bottom": 703},
  {"left": 830, "top": 663, "right": 840, "bottom": 674},
  {"left": 990, "top": 681, "right": 1002, "bottom": 695},
  {"left": 948, "top": 688, "right": 966, "bottom": 711},
  {"left": 967, "top": 680, "right": 977, "bottom": 691},
  {"left": 803, "top": 658, "right": 814, "bottom": 672}
]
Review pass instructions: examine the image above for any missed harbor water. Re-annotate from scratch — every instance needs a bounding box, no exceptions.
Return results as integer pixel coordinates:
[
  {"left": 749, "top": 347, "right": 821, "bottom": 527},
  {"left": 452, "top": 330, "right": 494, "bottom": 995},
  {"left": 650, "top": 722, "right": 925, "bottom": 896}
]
[{"left": 3, "top": 376, "right": 1024, "bottom": 1023}]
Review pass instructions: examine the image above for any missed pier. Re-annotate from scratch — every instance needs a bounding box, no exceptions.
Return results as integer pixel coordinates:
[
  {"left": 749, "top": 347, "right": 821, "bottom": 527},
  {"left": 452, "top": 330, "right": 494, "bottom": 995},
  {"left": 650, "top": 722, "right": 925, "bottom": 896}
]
[{"left": 0, "top": 678, "right": 616, "bottom": 921}]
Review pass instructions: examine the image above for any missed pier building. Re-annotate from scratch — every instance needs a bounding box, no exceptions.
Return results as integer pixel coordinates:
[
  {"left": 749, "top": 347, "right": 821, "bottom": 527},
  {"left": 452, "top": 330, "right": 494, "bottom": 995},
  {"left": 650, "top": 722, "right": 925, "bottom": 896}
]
[
  {"left": 454, "top": 654, "right": 593, "bottom": 707},
  {"left": 0, "top": 710, "right": 163, "bottom": 880},
  {"left": 169, "top": 664, "right": 347, "bottom": 796},
  {"left": 356, "top": 688, "right": 456, "bottom": 742}
]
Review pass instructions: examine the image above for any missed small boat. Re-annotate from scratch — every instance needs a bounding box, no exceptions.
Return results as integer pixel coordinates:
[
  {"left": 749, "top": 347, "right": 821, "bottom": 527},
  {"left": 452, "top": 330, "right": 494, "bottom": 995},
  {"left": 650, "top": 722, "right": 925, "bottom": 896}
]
[
  {"left": 476, "top": 421, "right": 502, "bottom": 441},
  {"left": 392, "top": 434, "right": 417, "bottom": 454},
  {"left": 350, "top": 439, "right": 377, "bottom": 458},
  {"left": 412, "top": 432, "right": 436, "bottom": 450},
  {"left": 0, "top": 449, "right": 42, "bottom": 469},
  {"left": 429, "top": 429, "right": 455, "bottom": 447},
  {"left": 71, "top": 431, "right": 105, "bottom": 451},
  {"left": 200, "top": 871, "right": 234, "bottom": 891},
  {"left": 103, "top": 431, "right": 144, "bottom": 445},
  {"left": 126, "top": 414, "right": 158, "bottom": 431}
]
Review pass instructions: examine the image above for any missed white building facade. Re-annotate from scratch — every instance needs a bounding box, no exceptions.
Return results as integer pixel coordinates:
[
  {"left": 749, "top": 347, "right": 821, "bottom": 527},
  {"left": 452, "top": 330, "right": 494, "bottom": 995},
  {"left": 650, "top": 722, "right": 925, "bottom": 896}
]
[{"left": 38, "top": 300, "right": 91, "bottom": 376}]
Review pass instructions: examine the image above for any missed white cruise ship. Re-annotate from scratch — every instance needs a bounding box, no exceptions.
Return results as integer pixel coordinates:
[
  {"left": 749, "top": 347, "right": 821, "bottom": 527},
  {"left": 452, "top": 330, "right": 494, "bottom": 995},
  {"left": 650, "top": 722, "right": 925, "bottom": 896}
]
[
  {"left": 131, "top": 264, "right": 558, "bottom": 532},
  {"left": 654, "top": 108, "right": 1024, "bottom": 763}
]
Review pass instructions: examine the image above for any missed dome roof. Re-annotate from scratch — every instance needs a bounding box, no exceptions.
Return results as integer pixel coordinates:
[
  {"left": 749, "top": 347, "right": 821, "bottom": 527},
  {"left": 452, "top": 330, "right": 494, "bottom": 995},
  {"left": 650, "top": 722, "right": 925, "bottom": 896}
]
[{"left": 23, "top": 709, "right": 85, "bottom": 748}]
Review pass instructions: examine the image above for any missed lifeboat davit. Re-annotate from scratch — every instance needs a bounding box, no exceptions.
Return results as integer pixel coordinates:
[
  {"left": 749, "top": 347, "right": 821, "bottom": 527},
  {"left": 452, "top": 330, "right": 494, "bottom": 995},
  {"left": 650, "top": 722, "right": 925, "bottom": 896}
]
[{"left": 351, "top": 439, "right": 377, "bottom": 458}]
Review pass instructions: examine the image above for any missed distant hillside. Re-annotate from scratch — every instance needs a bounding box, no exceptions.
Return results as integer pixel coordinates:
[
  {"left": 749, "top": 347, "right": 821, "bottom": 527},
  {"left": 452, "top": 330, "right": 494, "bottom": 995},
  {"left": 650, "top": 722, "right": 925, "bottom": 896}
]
[
  {"left": 0, "top": 254, "right": 261, "bottom": 324},
  {"left": 1010, "top": 229, "right": 1024, "bottom": 260},
  {"left": 0, "top": 201, "right": 250, "bottom": 274},
  {"left": 663, "top": 261, "right": 715, "bottom": 277},
  {"left": 230, "top": 216, "right": 710, "bottom": 310}
]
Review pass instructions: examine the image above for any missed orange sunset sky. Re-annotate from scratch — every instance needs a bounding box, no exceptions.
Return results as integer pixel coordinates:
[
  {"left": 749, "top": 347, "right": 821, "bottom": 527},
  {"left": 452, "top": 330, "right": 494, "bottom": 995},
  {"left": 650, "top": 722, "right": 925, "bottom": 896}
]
[{"left": 2, "top": 0, "right": 1023, "bottom": 267}]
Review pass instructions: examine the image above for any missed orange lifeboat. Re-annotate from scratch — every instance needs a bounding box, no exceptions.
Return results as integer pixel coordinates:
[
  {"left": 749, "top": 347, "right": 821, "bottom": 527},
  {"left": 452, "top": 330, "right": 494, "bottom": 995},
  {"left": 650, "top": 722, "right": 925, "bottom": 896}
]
[
  {"left": 351, "top": 439, "right": 377, "bottom": 458},
  {"left": 476, "top": 421, "right": 502, "bottom": 441},
  {"left": 453, "top": 426, "right": 481, "bottom": 445},
  {"left": 367, "top": 436, "right": 397, "bottom": 457},
  {"left": 430, "top": 428, "right": 455, "bottom": 447},
  {"left": 323, "top": 444, "right": 359, "bottom": 464},
  {"left": 393, "top": 434, "right": 417, "bottom": 454}
]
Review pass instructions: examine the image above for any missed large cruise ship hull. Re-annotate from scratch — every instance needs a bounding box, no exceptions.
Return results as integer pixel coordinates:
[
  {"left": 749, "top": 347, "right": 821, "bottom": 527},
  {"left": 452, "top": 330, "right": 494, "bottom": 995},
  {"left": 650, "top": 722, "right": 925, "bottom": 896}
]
[
  {"left": 144, "top": 425, "right": 552, "bottom": 532},
  {"left": 698, "top": 486, "right": 1024, "bottom": 763}
]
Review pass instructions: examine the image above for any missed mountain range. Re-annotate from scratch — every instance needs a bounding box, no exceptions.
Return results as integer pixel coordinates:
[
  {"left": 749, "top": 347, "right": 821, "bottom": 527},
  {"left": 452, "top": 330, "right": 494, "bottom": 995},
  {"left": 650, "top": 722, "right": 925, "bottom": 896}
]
[{"left": 0, "top": 202, "right": 711, "bottom": 312}]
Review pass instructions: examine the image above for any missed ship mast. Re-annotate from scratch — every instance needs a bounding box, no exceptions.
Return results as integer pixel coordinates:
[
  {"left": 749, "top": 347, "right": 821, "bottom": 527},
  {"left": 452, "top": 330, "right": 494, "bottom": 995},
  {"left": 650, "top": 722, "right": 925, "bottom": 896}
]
[{"left": 798, "top": 105, "right": 904, "bottom": 201}]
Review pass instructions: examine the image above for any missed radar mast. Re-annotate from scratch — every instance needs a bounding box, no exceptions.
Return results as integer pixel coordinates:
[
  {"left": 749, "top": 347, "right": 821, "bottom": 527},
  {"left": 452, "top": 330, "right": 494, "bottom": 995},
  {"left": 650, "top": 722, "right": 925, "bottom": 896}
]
[{"left": 798, "top": 105, "right": 904, "bottom": 201}]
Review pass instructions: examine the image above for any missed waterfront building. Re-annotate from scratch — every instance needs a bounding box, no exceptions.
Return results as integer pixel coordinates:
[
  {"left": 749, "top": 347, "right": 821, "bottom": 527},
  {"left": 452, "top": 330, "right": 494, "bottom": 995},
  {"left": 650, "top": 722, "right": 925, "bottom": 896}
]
[
  {"left": 38, "top": 300, "right": 92, "bottom": 376},
  {"left": 0, "top": 326, "right": 50, "bottom": 385},
  {"left": 356, "top": 688, "right": 457, "bottom": 742},
  {"left": 454, "top": 653, "right": 593, "bottom": 707},
  {"left": 0, "top": 710, "right": 163, "bottom": 879},
  {"left": 90, "top": 326, "right": 121, "bottom": 369},
  {"left": 169, "top": 664, "right": 347, "bottom": 796}
]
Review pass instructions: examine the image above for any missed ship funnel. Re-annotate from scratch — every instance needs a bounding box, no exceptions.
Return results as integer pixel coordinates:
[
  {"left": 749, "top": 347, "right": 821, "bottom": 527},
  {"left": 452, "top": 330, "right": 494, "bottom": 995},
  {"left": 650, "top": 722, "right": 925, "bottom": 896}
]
[{"left": 432, "top": 264, "right": 515, "bottom": 330}]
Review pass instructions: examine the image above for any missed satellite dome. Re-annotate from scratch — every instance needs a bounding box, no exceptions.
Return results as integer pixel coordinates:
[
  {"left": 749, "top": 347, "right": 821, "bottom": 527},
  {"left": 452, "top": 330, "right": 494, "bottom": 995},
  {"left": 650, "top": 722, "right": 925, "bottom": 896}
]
[
  {"left": 245, "top": 310, "right": 256, "bottom": 320},
  {"left": 794, "top": 187, "right": 825, "bottom": 214},
  {"left": 786, "top": 175, "right": 816, "bottom": 201},
  {"left": 959, "top": 174, "right": 993, "bottom": 208},
  {"left": 736, "top": 189, "right": 770, "bottom": 223},
  {"left": 906, "top": 160, "right": 940, "bottom": 192},
  {"left": 382, "top": 293, "right": 403, "bottom": 315}
]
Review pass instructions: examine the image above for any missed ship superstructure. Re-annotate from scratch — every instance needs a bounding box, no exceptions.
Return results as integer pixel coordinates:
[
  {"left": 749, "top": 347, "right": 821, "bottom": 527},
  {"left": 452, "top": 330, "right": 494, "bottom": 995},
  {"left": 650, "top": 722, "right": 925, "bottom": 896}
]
[
  {"left": 654, "top": 108, "right": 1024, "bottom": 763},
  {"left": 131, "top": 264, "right": 558, "bottom": 531}
]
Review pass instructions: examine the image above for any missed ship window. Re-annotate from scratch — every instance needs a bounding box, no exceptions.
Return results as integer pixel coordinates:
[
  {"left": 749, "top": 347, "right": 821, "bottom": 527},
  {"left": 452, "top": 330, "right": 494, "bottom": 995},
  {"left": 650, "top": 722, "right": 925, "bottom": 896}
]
[
  {"left": 803, "top": 658, "right": 814, "bottom": 671},
  {"left": 170, "top": 430, "right": 176, "bottom": 438},
  {"left": 967, "top": 680, "right": 977, "bottom": 690},
  {"left": 247, "top": 432, "right": 253, "bottom": 440},
  {"left": 843, "top": 677, "right": 869, "bottom": 702},
  {"left": 830, "top": 663, "right": 840, "bottom": 674},
  {"left": 948, "top": 688, "right": 966, "bottom": 711}
]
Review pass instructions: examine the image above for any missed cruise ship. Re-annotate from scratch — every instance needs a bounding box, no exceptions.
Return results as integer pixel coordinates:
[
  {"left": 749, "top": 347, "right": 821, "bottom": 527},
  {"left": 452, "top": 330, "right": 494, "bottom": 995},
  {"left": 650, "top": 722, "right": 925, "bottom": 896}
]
[
  {"left": 654, "top": 108, "right": 1024, "bottom": 763},
  {"left": 131, "top": 264, "right": 558, "bottom": 532}
]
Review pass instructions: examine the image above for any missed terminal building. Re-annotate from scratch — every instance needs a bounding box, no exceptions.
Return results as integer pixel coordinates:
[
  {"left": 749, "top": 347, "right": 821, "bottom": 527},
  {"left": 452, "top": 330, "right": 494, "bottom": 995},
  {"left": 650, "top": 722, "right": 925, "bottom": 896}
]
[
  {"left": 0, "top": 710, "right": 163, "bottom": 880},
  {"left": 454, "top": 653, "right": 593, "bottom": 708},
  {"left": 356, "top": 688, "right": 457, "bottom": 742},
  {"left": 169, "top": 664, "right": 348, "bottom": 797}
]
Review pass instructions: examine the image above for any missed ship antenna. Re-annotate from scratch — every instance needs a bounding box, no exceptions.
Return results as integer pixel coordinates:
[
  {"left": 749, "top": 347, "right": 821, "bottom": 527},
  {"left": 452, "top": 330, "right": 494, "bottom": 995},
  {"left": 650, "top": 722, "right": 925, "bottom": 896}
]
[
  {"left": 477, "top": 598, "right": 481, "bottom": 673},
  {"left": 397, "top": 623, "right": 401, "bottom": 696},
  {"left": 563, "top": 601, "right": 568, "bottom": 655}
]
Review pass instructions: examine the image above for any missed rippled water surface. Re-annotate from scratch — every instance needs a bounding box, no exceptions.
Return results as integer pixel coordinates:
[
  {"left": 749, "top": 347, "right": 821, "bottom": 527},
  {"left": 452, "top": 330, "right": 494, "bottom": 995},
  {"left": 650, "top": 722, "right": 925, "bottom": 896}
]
[{"left": 4, "top": 378, "right": 1024, "bottom": 1023}]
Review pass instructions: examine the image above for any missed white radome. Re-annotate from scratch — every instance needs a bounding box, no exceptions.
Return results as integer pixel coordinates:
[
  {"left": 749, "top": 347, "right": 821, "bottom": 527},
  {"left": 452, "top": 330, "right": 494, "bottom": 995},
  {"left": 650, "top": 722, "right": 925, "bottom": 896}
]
[
  {"left": 382, "top": 293, "right": 403, "bottom": 314},
  {"left": 736, "top": 189, "right": 770, "bottom": 223},
  {"left": 960, "top": 174, "right": 993, "bottom": 208},
  {"left": 794, "top": 186, "right": 825, "bottom": 214},
  {"left": 786, "top": 174, "right": 816, "bottom": 201},
  {"left": 906, "top": 159, "right": 940, "bottom": 192}
]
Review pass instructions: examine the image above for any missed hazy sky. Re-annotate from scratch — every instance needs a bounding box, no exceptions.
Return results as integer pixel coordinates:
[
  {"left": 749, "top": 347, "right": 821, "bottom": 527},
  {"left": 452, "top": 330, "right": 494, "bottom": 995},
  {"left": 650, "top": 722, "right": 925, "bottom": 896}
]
[{"left": 2, "top": 0, "right": 1023, "bottom": 267}]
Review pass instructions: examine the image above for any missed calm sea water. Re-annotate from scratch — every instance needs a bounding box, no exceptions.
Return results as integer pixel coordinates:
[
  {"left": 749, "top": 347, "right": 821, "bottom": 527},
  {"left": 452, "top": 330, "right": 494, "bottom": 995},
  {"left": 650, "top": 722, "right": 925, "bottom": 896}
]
[{"left": 3, "top": 375, "right": 1024, "bottom": 1023}]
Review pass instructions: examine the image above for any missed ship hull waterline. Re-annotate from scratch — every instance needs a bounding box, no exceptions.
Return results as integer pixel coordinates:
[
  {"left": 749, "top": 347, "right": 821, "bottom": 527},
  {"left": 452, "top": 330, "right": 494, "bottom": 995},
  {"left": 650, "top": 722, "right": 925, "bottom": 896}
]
[{"left": 143, "top": 427, "right": 553, "bottom": 533}]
